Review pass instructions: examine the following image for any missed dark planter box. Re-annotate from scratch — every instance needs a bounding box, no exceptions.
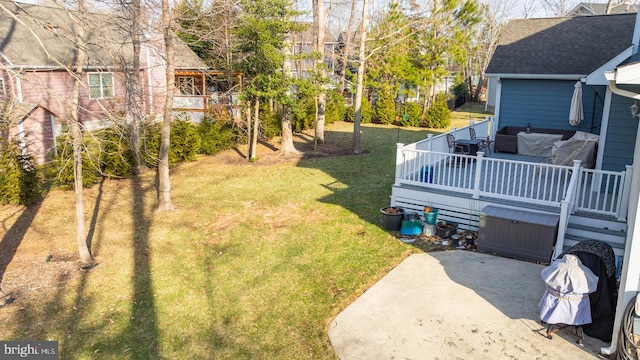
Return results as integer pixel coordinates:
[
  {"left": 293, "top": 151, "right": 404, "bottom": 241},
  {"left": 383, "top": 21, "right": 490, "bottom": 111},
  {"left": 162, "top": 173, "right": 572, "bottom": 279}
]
[{"left": 436, "top": 221, "right": 458, "bottom": 239}]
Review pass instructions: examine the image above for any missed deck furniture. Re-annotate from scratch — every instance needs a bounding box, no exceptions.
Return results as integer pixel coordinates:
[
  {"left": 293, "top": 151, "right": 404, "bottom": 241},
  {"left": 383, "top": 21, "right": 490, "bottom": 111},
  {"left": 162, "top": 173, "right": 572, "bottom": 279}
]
[
  {"left": 469, "top": 127, "right": 493, "bottom": 154},
  {"left": 455, "top": 139, "right": 482, "bottom": 156},
  {"left": 495, "top": 126, "right": 575, "bottom": 154},
  {"left": 446, "top": 133, "right": 471, "bottom": 155},
  {"left": 517, "top": 132, "right": 564, "bottom": 156}
]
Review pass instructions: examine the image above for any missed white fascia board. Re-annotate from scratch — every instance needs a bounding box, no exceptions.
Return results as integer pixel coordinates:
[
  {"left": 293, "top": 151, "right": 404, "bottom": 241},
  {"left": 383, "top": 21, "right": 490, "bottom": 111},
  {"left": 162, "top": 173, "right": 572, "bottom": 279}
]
[
  {"left": 483, "top": 73, "right": 584, "bottom": 80},
  {"left": 613, "top": 61, "right": 640, "bottom": 85},
  {"left": 586, "top": 46, "right": 635, "bottom": 85}
]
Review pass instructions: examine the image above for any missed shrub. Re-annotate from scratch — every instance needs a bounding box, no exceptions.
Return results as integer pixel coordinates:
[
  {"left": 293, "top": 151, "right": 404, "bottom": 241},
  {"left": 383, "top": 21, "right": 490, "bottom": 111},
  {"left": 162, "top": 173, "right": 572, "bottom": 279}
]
[
  {"left": 345, "top": 96, "right": 372, "bottom": 124},
  {"left": 260, "top": 109, "right": 282, "bottom": 138},
  {"left": 325, "top": 89, "right": 347, "bottom": 124},
  {"left": 53, "top": 134, "right": 99, "bottom": 189},
  {"left": 141, "top": 116, "right": 201, "bottom": 168},
  {"left": 170, "top": 117, "right": 201, "bottom": 163},
  {"left": 399, "top": 102, "right": 422, "bottom": 127},
  {"left": 375, "top": 89, "right": 397, "bottom": 125},
  {"left": 198, "top": 116, "right": 236, "bottom": 155},
  {"left": 291, "top": 96, "right": 315, "bottom": 132},
  {"left": 424, "top": 94, "right": 451, "bottom": 128},
  {"left": 96, "top": 127, "right": 134, "bottom": 178},
  {"left": 140, "top": 121, "right": 161, "bottom": 168},
  {"left": 0, "top": 141, "right": 41, "bottom": 205}
]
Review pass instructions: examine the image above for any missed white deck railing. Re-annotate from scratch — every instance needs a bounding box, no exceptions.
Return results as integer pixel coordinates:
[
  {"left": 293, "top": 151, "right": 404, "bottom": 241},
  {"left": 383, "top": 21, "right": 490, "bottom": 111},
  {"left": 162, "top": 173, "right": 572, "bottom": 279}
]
[{"left": 395, "top": 147, "right": 629, "bottom": 219}]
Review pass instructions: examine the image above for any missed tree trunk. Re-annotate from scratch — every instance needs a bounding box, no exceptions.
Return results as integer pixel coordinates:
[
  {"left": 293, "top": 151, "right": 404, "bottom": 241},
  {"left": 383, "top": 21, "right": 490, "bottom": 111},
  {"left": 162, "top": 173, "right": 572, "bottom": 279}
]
[
  {"left": 313, "top": 0, "right": 326, "bottom": 144},
  {"left": 70, "top": 0, "right": 92, "bottom": 265},
  {"left": 281, "top": 33, "right": 299, "bottom": 155},
  {"left": 353, "top": 0, "right": 368, "bottom": 154},
  {"left": 474, "top": 76, "right": 484, "bottom": 103},
  {"left": 129, "top": 0, "right": 143, "bottom": 174},
  {"left": 605, "top": 0, "right": 614, "bottom": 14},
  {"left": 421, "top": 79, "right": 429, "bottom": 123},
  {"left": 281, "top": 105, "right": 299, "bottom": 154},
  {"left": 157, "top": 0, "right": 175, "bottom": 211},
  {"left": 250, "top": 99, "right": 259, "bottom": 160},
  {"left": 339, "top": 0, "right": 358, "bottom": 93},
  {"left": 246, "top": 101, "right": 252, "bottom": 160}
]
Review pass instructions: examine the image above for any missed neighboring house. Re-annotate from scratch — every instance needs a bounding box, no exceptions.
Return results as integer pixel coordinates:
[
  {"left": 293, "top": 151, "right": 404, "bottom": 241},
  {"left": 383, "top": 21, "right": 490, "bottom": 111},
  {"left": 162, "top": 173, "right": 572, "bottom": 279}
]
[
  {"left": 566, "top": 1, "right": 638, "bottom": 16},
  {"left": 390, "top": 11, "right": 640, "bottom": 354},
  {"left": 0, "top": 0, "right": 209, "bottom": 164},
  {"left": 289, "top": 24, "right": 339, "bottom": 81}
]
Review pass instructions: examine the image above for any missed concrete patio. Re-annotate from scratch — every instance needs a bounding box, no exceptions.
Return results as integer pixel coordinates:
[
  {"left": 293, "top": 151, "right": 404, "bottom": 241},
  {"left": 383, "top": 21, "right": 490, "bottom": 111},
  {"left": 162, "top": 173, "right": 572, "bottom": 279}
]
[{"left": 328, "top": 251, "right": 610, "bottom": 359}]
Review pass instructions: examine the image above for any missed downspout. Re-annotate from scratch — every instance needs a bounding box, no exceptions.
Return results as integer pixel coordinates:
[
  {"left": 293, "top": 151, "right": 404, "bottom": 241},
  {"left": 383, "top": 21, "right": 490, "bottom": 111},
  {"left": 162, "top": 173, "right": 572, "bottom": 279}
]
[
  {"left": 607, "top": 80, "right": 640, "bottom": 100},
  {"left": 493, "top": 78, "right": 502, "bottom": 128},
  {"left": 601, "top": 77, "right": 640, "bottom": 356},
  {"left": 146, "top": 45, "right": 154, "bottom": 112},
  {"left": 15, "top": 71, "right": 26, "bottom": 155}
]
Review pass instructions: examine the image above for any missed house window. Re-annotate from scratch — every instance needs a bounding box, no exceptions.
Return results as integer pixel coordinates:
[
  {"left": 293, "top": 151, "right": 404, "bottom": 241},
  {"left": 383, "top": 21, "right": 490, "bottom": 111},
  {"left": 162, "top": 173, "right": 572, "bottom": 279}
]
[
  {"left": 0, "top": 78, "right": 5, "bottom": 98},
  {"left": 88, "top": 73, "right": 114, "bottom": 99},
  {"left": 177, "top": 76, "right": 202, "bottom": 96}
]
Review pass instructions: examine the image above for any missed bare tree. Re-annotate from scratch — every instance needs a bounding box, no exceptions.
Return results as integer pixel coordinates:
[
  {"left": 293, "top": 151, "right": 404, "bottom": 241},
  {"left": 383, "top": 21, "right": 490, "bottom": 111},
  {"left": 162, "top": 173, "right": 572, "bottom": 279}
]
[
  {"left": 337, "top": 0, "right": 357, "bottom": 93},
  {"left": 280, "top": 34, "right": 300, "bottom": 155},
  {"left": 605, "top": 0, "right": 614, "bottom": 14},
  {"left": 313, "top": 0, "right": 327, "bottom": 144},
  {"left": 352, "top": 0, "right": 368, "bottom": 155},
  {"left": 69, "top": 0, "right": 94, "bottom": 265},
  {"left": 540, "top": 0, "right": 579, "bottom": 16},
  {"left": 157, "top": 0, "right": 175, "bottom": 211},
  {"left": 116, "top": 0, "right": 144, "bottom": 175}
]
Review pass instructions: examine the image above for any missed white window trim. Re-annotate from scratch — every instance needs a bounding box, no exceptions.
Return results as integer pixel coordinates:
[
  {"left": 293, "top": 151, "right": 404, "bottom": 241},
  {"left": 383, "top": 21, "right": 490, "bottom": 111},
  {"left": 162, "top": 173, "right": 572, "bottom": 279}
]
[{"left": 88, "top": 72, "right": 114, "bottom": 99}]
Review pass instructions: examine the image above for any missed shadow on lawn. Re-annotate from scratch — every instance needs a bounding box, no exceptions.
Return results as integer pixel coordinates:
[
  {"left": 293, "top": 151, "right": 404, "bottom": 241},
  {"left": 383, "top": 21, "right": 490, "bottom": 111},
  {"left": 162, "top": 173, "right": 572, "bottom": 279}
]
[
  {"left": 7, "top": 175, "right": 161, "bottom": 358},
  {"left": 297, "top": 126, "right": 434, "bottom": 226},
  {"left": 0, "top": 201, "right": 43, "bottom": 291},
  {"left": 113, "top": 174, "right": 161, "bottom": 358}
]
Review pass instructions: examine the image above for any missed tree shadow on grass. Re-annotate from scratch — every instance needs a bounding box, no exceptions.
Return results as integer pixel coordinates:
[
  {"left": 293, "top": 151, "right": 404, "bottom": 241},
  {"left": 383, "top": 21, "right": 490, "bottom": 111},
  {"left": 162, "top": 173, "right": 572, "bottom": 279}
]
[
  {"left": 297, "top": 126, "right": 431, "bottom": 226},
  {"left": 0, "top": 201, "right": 43, "bottom": 292}
]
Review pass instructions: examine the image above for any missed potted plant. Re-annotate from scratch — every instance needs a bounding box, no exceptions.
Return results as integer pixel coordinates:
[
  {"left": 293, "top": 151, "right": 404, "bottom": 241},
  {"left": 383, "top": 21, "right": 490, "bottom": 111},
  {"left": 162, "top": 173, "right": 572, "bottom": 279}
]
[
  {"left": 423, "top": 206, "right": 438, "bottom": 225},
  {"left": 380, "top": 206, "right": 404, "bottom": 231}
]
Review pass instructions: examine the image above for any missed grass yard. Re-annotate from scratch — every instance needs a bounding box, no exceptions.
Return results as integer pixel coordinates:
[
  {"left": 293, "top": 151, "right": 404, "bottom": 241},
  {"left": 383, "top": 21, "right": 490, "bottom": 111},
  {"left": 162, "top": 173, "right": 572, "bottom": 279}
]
[{"left": 0, "top": 103, "right": 491, "bottom": 359}]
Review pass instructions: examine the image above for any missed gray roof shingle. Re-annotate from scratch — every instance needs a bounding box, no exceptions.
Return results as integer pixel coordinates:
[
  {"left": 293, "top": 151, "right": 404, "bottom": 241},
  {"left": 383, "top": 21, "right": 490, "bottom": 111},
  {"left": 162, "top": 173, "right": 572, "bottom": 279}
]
[
  {"left": 0, "top": 0, "right": 206, "bottom": 70},
  {"left": 485, "top": 13, "right": 636, "bottom": 77}
]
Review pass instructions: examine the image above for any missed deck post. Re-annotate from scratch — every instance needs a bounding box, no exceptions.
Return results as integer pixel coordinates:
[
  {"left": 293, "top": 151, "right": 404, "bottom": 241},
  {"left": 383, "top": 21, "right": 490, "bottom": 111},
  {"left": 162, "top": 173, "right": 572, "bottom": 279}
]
[
  {"left": 427, "top": 134, "right": 433, "bottom": 151},
  {"left": 619, "top": 165, "right": 633, "bottom": 221},
  {"left": 395, "top": 143, "right": 404, "bottom": 186},
  {"left": 472, "top": 152, "right": 484, "bottom": 199},
  {"left": 554, "top": 200, "right": 570, "bottom": 260}
]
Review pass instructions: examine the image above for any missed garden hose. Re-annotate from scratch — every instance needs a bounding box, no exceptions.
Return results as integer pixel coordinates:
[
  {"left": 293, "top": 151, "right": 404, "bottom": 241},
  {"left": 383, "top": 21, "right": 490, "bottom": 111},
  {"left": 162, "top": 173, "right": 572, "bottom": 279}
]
[{"left": 617, "top": 295, "right": 638, "bottom": 360}]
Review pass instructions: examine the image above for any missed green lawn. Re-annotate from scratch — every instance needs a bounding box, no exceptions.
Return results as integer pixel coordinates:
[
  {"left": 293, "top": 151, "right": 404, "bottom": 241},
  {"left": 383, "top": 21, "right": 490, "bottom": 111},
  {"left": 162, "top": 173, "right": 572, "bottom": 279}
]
[{"left": 0, "top": 103, "right": 491, "bottom": 359}]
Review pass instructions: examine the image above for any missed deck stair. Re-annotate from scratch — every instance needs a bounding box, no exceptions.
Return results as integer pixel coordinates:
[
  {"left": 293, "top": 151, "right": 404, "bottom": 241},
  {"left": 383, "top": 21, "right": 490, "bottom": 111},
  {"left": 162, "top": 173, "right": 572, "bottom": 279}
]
[{"left": 562, "top": 213, "right": 627, "bottom": 257}]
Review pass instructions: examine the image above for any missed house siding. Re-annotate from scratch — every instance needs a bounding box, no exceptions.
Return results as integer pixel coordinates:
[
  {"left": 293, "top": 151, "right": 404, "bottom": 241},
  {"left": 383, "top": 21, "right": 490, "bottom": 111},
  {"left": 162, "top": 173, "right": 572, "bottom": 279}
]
[
  {"left": 498, "top": 79, "right": 604, "bottom": 134},
  {"left": 602, "top": 93, "right": 639, "bottom": 171},
  {"left": 19, "top": 71, "right": 126, "bottom": 124}
]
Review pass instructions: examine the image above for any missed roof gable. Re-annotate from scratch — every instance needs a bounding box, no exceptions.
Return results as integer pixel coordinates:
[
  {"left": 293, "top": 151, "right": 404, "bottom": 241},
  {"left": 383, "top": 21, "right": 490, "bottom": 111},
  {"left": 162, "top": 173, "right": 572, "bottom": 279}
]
[
  {"left": 486, "top": 14, "right": 636, "bottom": 77},
  {"left": 0, "top": 0, "right": 206, "bottom": 70},
  {"left": 566, "top": 2, "right": 638, "bottom": 16}
]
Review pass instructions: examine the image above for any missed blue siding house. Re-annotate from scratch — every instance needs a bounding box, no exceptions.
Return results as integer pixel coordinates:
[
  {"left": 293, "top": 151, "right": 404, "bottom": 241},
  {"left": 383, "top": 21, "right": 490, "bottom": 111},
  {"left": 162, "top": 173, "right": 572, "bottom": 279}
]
[
  {"left": 391, "top": 11, "right": 640, "bottom": 354},
  {"left": 485, "top": 12, "right": 640, "bottom": 355}
]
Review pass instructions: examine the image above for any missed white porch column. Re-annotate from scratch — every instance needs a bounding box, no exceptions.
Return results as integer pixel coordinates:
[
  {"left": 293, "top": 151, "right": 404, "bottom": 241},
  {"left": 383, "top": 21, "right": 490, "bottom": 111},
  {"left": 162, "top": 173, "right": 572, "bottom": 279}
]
[
  {"left": 472, "top": 152, "right": 484, "bottom": 199},
  {"left": 394, "top": 143, "right": 404, "bottom": 186},
  {"left": 602, "top": 117, "right": 640, "bottom": 355}
]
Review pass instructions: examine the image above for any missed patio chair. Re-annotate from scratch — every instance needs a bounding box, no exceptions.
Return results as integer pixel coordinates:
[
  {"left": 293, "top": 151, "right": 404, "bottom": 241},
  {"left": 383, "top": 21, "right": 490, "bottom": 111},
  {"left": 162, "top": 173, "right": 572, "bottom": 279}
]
[
  {"left": 469, "top": 127, "right": 493, "bottom": 155},
  {"left": 446, "top": 133, "right": 471, "bottom": 155}
]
